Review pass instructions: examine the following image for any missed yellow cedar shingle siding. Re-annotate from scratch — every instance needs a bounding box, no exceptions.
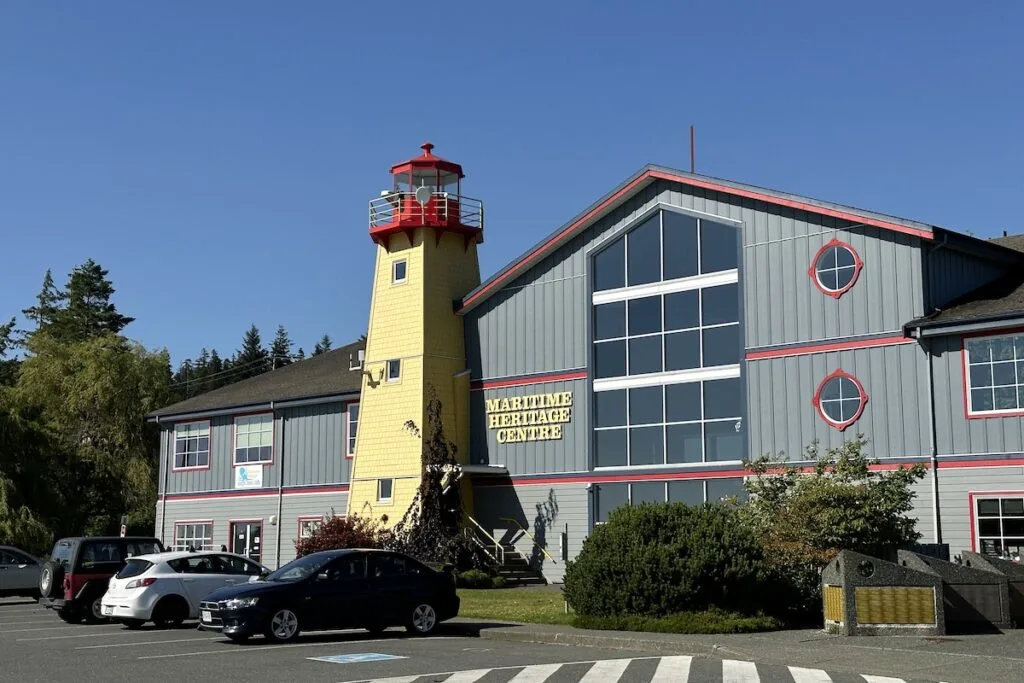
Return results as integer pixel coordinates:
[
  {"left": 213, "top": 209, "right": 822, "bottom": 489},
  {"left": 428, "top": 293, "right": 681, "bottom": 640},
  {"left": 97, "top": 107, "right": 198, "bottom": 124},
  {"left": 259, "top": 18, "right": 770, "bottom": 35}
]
[{"left": 347, "top": 229, "right": 481, "bottom": 525}]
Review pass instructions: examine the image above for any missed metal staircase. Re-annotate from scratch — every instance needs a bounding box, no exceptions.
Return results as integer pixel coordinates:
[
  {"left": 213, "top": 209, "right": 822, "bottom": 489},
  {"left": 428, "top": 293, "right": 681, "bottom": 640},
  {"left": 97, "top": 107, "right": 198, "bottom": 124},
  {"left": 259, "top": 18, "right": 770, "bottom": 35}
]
[{"left": 466, "top": 516, "right": 550, "bottom": 586}]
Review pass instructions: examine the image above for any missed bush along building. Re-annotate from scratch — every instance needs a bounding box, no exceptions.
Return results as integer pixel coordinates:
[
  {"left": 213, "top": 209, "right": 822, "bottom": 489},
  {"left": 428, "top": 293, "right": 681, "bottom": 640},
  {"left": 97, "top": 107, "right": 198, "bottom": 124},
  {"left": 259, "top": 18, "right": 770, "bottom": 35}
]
[{"left": 151, "top": 143, "right": 1024, "bottom": 580}]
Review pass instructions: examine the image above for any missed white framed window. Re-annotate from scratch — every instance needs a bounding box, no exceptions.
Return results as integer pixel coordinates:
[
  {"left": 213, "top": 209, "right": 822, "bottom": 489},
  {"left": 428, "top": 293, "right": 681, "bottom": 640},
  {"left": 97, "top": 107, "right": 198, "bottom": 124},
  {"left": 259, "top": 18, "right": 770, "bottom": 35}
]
[
  {"left": 386, "top": 359, "right": 401, "bottom": 382},
  {"left": 234, "top": 414, "right": 273, "bottom": 464},
  {"left": 173, "top": 421, "right": 210, "bottom": 470},
  {"left": 346, "top": 403, "right": 359, "bottom": 457},
  {"left": 298, "top": 518, "right": 324, "bottom": 540},
  {"left": 965, "top": 334, "right": 1024, "bottom": 416},
  {"left": 378, "top": 478, "right": 394, "bottom": 503},
  {"left": 975, "top": 495, "right": 1024, "bottom": 559},
  {"left": 392, "top": 259, "right": 408, "bottom": 284},
  {"left": 174, "top": 522, "right": 213, "bottom": 551}
]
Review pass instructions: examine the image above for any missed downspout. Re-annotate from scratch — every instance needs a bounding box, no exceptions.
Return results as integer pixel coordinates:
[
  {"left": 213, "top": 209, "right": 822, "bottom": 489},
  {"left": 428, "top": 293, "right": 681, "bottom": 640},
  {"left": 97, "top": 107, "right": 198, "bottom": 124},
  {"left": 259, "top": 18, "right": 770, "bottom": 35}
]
[
  {"left": 157, "top": 416, "right": 169, "bottom": 545},
  {"left": 921, "top": 328, "right": 942, "bottom": 545},
  {"left": 273, "top": 401, "right": 284, "bottom": 569}
]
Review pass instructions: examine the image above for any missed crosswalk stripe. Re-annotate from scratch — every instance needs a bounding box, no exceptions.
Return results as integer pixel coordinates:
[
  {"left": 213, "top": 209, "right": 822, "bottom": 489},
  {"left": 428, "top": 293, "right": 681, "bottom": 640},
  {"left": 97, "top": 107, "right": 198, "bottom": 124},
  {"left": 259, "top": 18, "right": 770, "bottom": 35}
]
[
  {"left": 861, "top": 677, "right": 907, "bottom": 683},
  {"left": 507, "top": 663, "right": 563, "bottom": 682},
  {"left": 650, "top": 655, "right": 693, "bottom": 682},
  {"left": 789, "top": 666, "right": 833, "bottom": 683},
  {"left": 578, "top": 658, "right": 631, "bottom": 682},
  {"left": 441, "top": 670, "right": 491, "bottom": 683},
  {"left": 722, "top": 659, "right": 760, "bottom": 683}
]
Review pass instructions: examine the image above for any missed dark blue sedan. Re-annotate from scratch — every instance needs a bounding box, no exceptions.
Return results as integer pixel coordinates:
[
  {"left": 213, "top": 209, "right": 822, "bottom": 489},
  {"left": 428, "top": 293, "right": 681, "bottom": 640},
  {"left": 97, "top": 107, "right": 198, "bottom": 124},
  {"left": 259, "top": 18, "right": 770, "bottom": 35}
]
[{"left": 197, "top": 548, "right": 459, "bottom": 643}]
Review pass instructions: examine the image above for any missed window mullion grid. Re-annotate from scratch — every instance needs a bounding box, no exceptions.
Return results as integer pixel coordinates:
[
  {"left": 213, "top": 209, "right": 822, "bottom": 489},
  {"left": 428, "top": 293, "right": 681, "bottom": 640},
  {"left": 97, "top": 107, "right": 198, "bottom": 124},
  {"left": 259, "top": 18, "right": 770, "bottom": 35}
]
[{"left": 625, "top": 388, "right": 631, "bottom": 467}]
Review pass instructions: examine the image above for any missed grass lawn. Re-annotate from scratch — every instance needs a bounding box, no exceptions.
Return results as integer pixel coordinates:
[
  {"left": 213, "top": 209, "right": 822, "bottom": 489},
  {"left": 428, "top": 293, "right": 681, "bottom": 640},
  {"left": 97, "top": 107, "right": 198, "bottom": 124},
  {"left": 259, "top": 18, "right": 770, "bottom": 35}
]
[{"left": 457, "top": 587, "right": 574, "bottom": 625}]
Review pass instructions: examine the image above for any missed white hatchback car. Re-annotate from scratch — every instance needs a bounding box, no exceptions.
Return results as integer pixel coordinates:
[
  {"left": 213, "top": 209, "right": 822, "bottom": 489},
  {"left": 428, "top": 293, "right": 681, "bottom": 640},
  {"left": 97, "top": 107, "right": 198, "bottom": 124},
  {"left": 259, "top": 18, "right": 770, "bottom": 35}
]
[{"left": 100, "top": 551, "right": 268, "bottom": 628}]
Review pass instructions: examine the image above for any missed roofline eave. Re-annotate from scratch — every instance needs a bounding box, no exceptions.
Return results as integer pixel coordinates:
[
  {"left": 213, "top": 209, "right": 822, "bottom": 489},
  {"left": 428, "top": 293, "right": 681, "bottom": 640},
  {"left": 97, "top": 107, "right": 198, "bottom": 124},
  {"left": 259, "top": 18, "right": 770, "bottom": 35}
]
[{"left": 147, "top": 391, "right": 361, "bottom": 423}]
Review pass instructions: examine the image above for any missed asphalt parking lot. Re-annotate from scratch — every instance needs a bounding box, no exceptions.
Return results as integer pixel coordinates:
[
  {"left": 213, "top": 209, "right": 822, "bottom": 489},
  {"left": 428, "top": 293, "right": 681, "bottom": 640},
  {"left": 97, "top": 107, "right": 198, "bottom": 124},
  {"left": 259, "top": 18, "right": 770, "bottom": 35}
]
[{"left": 0, "top": 597, "right": 658, "bottom": 683}]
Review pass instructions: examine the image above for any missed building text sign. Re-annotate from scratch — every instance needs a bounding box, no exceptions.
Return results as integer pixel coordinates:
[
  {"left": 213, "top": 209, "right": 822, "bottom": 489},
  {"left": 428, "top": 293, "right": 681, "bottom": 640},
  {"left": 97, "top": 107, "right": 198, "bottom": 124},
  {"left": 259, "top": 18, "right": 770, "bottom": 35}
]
[{"left": 486, "top": 391, "right": 573, "bottom": 444}]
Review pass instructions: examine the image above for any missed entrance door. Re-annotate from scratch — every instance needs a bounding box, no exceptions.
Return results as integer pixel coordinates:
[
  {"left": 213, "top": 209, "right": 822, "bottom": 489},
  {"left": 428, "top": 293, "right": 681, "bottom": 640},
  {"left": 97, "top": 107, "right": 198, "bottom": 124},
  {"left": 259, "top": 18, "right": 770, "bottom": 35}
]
[{"left": 230, "top": 522, "right": 262, "bottom": 562}]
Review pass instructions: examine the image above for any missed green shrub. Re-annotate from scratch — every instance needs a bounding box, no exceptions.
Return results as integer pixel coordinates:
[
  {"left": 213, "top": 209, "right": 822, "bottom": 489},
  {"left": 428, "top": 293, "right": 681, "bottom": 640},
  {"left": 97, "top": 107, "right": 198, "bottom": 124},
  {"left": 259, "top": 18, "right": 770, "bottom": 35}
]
[
  {"left": 457, "top": 568, "right": 506, "bottom": 589},
  {"left": 574, "top": 607, "right": 781, "bottom": 634},
  {"left": 563, "top": 502, "right": 767, "bottom": 618}
]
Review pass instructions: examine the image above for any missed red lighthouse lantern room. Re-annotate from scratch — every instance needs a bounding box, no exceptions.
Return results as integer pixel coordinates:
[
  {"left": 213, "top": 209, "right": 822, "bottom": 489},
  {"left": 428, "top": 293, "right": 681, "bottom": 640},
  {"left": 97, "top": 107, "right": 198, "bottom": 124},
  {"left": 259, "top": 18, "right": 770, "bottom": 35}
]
[{"left": 368, "top": 142, "right": 484, "bottom": 251}]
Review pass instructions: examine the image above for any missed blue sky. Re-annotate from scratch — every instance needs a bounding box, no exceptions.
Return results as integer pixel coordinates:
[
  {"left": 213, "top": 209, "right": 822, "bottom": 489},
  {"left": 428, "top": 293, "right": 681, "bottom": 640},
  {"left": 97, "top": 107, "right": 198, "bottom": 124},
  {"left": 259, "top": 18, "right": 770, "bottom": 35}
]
[{"left": 2, "top": 1, "right": 1021, "bottom": 366}]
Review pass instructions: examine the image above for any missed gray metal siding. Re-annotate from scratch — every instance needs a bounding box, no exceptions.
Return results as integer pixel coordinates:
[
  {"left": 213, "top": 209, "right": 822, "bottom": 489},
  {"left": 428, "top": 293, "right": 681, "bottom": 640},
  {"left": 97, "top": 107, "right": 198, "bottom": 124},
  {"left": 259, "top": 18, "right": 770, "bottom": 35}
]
[
  {"left": 747, "top": 342, "right": 930, "bottom": 461},
  {"left": 930, "top": 335, "right": 1024, "bottom": 456},
  {"left": 157, "top": 491, "right": 349, "bottom": 569},
  {"left": 925, "top": 247, "right": 1008, "bottom": 310},
  {"left": 472, "top": 482, "right": 589, "bottom": 583},
  {"left": 469, "top": 378, "right": 588, "bottom": 475},
  {"left": 280, "top": 403, "right": 350, "bottom": 487},
  {"left": 162, "top": 402, "right": 353, "bottom": 494},
  {"left": 465, "top": 179, "right": 926, "bottom": 382},
  {"left": 279, "top": 492, "right": 350, "bottom": 566}
]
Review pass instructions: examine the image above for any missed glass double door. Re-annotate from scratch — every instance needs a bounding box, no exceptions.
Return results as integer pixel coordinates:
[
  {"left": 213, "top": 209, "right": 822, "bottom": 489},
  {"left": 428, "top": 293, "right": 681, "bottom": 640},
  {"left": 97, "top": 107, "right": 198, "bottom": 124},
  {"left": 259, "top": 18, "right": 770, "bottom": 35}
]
[{"left": 230, "top": 521, "right": 262, "bottom": 562}]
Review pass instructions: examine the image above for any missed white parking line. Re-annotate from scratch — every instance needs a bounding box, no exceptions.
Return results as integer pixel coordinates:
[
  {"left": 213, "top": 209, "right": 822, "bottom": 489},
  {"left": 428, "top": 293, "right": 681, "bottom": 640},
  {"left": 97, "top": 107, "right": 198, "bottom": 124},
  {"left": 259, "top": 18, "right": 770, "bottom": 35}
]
[
  {"left": 137, "top": 635, "right": 445, "bottom": 660},
  {"left": 0, "top": 625, "right": 95, "bottom": 634},
  {"left": 76, "top": 637, "right": 221, "bottom": 650},
  {"left": 0, "top": 620, "right": 62, "bottom": 626},
  {"left": 18, "top": 629, "right": 175, "bottom": 642}
]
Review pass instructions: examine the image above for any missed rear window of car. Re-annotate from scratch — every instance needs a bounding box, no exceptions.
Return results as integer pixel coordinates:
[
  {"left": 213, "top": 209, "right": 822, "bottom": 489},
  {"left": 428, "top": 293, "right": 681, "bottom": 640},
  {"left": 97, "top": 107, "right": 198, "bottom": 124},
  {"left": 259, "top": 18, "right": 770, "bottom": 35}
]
[
  {"left": 52, "top": 541, "right": 74, "bottom": 570},
  {"left": 76, "top": 541, "right": 124, "bottom": 571},
  {"left": 116, "top": 559, "right": 153, "bottom": 579},
  {"left": 126, "top": 540, "right": 162, "bottom": 557}
]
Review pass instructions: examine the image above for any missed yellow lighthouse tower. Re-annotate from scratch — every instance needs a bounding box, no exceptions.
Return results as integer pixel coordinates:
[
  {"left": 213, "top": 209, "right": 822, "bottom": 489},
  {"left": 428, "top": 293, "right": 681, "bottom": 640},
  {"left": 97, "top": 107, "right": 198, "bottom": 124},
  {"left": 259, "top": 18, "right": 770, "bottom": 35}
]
[{"left": 346, "top": 143, "right": 483, "bottom": 525}]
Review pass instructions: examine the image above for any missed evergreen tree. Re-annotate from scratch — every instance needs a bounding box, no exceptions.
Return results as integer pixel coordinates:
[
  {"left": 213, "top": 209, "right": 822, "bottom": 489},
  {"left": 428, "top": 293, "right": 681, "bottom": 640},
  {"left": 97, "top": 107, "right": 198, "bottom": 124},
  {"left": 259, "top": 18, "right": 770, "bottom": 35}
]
[
  {"left": 0, "top": 318, "right": 17, "bottom": 387},
  {"left": 21, "top": 269, "right": 66, "bottom": 334},
  {"left": 296, "top": 347, "right": 305, "bottom": 361},
  {"left": 50, "top": 260, "right": 134, "bottom": 342},
  {"left": 312, "top": 334, "right": 332, "bottom": 356},
  {"left": 270, "top": 325, "right": 293, "bottom": 369},
  {"left": 208, "top": 349, "right": 224, "bottom": 379},
  {"left": 234, "top": 324, "right": 269, "bottom": 380}
]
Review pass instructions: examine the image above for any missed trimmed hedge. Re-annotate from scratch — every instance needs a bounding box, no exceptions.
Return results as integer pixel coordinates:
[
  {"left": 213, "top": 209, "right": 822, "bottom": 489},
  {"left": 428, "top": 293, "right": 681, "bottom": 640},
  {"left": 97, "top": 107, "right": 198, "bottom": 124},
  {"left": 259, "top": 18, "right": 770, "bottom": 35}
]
[
  {"left": 457, "top": 568, "right": 507, "bottom": 589},
  {"left": 563, "top": 502, "right": 767, "bottom": 618},
  {"left": 574, "top": 608, "right": 781, "bottom": 634}
]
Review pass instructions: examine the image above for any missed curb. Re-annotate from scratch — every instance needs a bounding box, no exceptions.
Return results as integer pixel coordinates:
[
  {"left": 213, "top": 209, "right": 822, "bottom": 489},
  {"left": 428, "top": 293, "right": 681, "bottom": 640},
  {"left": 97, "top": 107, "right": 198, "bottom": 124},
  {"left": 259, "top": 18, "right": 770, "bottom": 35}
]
[{"left": 475, "top": 627, "right": 737, "bottom": 658}]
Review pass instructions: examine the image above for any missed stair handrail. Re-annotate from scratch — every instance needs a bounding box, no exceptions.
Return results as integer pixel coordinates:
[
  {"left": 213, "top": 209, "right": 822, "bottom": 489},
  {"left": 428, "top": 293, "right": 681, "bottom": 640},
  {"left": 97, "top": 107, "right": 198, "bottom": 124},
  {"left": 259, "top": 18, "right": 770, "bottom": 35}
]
[
  {"left": 466, "top": 515, "right": 504, "bottom": 565},
  {"left": 499, "top": 516, "right": 557, "bottom": 564}
]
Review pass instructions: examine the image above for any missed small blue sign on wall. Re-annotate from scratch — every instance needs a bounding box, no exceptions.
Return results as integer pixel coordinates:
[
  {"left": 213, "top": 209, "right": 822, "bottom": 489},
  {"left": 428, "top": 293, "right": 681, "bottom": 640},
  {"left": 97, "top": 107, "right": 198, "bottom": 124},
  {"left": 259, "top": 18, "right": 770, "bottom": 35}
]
[{"left": 308, "top": 653, "right": 407, "bottom": 664}]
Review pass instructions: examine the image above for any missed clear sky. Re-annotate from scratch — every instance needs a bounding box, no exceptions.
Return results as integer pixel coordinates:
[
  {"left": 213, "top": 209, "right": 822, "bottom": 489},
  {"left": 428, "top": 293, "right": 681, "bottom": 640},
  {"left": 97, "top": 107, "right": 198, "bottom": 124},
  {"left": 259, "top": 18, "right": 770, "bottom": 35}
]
[{"left": 2, "top": 1, "right": 1021, "bottom": 366}]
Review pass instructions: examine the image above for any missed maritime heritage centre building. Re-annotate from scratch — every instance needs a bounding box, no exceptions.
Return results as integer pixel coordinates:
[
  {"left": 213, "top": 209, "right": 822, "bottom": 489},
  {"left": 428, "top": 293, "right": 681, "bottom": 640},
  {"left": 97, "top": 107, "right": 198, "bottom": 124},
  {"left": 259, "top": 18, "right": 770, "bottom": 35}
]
[{"left": 150, "top": 144, "right": 1024, "bottom": 582}]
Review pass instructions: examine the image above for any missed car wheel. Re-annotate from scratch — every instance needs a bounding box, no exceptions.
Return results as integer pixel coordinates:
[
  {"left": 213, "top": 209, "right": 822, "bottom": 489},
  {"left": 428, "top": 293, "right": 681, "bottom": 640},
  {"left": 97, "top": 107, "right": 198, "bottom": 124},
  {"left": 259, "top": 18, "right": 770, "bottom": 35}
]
[
  {"left": 57, "top": 607, "right": 82, "bottom": 624},
  {"left": 406, "top": 603, "right": 438, "bottom": 636},
  {"left": 265, "top": 608, "right": 300, "bottom": 643},
  {"left": 122, "top": 619, "right": 145, "bottom": 630},
  {"left": 152, "top": 596, "right": 188, "bottom": 629},
  {"left": 83, "top": 595, "right": 109, "bottom": 624},
  {"left": 39, "top": 560, "right": 64, "bottom": 599}
]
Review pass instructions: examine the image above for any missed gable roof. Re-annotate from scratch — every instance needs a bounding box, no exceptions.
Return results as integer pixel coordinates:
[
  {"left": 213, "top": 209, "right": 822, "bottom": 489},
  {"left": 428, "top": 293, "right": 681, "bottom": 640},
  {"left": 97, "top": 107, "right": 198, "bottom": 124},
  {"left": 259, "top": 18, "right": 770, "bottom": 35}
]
[
  {"left": 457, "top": 164, "right": 941, "bottom": 314},
  {"left": 905, "top": 272, "right": 1024, "bottom": 335},
  {"left": 991, "top": 233, "right": 1024, "bottom": 254},
  {"left": 149, "top": 339, "right": 365, "bottom": 420}
]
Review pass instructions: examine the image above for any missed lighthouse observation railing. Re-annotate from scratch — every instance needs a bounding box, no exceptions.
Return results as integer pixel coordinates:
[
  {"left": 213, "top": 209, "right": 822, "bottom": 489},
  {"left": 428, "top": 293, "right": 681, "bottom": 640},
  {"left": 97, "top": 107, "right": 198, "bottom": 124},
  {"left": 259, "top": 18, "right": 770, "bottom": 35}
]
[{"left": 368, "top": 191, "right": 484, "bottom": 230}]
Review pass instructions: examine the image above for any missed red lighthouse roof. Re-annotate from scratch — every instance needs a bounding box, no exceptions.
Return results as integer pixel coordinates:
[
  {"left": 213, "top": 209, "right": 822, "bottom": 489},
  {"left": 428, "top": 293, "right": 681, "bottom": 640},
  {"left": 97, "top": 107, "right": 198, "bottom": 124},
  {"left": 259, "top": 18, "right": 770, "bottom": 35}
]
[{"left": 390, "top": 142, "right": 465, "bottom": 181}]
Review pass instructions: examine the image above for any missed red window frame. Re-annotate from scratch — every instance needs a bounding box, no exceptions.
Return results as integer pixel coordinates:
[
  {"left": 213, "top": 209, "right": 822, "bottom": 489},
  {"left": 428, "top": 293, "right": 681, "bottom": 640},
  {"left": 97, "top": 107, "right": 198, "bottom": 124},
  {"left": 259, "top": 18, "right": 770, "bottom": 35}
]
[
  {"left": 812, "top": 368, "right": 868, "bottom": 431},
  {"left": 808, "top": 238, "right": 863, "bottom": 299}
]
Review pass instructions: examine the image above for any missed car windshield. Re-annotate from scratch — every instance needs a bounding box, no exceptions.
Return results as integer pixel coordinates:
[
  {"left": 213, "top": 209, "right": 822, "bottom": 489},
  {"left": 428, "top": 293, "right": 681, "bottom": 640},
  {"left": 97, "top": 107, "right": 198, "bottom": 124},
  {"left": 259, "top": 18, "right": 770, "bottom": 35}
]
[{"left": 264, "top": 554, "right": 335, "bottom": 583}]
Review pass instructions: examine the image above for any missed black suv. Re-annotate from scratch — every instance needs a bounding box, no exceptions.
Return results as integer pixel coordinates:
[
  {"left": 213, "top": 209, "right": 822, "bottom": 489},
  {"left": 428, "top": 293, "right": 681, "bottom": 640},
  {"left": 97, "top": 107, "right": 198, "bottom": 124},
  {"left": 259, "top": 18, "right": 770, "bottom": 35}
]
[{"left": 38, "top": 536, "right": 164, "bottom": 623}]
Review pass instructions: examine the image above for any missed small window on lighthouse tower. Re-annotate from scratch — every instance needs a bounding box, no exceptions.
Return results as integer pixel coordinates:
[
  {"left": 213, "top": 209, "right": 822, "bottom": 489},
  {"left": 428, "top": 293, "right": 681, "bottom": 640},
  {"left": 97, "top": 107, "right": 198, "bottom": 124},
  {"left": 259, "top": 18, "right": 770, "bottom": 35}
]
[
  {"left": 392, "top": 259, "right": 408, "bottom": 284},
  {"left": 386, "top": 359, "right": 401, "bottom": 382}
]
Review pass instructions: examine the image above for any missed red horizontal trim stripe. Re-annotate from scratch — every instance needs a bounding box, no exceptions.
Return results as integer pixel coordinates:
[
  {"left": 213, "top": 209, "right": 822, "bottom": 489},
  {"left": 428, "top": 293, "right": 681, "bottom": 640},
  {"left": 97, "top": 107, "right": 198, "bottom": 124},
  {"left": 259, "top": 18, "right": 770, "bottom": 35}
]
[
  {"left": 471, "top": 370, "right": 588, "bottom": 391},
  {"left": 162, "top": 484, "right": 350, "bottom": 502},
  {"left": 460, "top": 169, "right": 933, "bottom": 312},
  {"left": 745, "top": 335, "right": 915, "bottom": 360}
]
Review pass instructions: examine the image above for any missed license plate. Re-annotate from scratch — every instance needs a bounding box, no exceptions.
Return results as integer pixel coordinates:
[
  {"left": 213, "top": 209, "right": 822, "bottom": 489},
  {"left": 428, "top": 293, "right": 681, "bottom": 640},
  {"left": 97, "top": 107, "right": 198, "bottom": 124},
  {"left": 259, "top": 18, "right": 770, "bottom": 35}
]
[
  {"left": 102, "top": 605, "right": 114, "bottom": 616},
  {"left": 201, "top": 610, "right": 212, "bottom": 622}
]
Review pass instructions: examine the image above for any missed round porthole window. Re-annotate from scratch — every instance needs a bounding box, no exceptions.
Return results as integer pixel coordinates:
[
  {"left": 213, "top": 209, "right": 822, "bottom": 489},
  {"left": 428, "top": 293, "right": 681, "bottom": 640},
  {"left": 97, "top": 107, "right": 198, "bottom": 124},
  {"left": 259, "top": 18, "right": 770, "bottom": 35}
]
[
  {"left": 857, "top": 560, "right": 875, "bottom": 578},
  {"left": 810, "top": 239, "right": 862, "bottom": 298},
  {"left": 813, "top": 370, "right": 868, "bottom": 431}
]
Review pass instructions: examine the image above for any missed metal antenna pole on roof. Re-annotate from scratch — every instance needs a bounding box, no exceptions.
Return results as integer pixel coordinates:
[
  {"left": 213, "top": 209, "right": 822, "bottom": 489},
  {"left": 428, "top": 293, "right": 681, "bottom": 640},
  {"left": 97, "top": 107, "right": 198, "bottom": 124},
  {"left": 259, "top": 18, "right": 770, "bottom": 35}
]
[{"left": 690, "top": 125, "right": 695, "bottom": 174}]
